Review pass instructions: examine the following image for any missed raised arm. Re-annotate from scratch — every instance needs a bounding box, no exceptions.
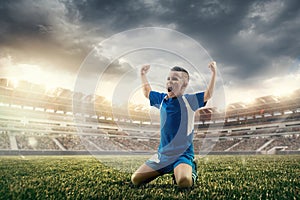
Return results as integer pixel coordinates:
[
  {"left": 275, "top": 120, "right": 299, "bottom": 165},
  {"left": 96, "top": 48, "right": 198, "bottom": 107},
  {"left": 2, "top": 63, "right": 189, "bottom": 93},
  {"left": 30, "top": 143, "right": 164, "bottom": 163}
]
[
  {"left": 140, "top": 64, "right": 152, "bottom": 99},
  {"left": 204, "top": 61, "right": 217, "bottom": 102}
]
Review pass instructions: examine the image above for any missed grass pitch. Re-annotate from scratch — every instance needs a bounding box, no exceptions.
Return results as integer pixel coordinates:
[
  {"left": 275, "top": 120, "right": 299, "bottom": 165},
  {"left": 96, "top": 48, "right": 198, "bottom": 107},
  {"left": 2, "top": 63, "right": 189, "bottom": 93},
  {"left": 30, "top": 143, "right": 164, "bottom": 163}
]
[{"left": 0, "top": 155, "right": 299, "bottom": 199}]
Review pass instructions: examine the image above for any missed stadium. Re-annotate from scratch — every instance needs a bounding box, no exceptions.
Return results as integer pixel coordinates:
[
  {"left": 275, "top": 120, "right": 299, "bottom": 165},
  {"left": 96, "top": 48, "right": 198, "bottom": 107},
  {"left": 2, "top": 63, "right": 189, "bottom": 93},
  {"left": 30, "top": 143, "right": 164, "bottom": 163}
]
[
  {"left": 1, "top": 0, "right": 300, "bottom": 198},
  {"left": 0, "top": 78, "right": 299, "bottom": 156},
  {"left": 0, "top": 78, "right": 299, "bottom": 199}
]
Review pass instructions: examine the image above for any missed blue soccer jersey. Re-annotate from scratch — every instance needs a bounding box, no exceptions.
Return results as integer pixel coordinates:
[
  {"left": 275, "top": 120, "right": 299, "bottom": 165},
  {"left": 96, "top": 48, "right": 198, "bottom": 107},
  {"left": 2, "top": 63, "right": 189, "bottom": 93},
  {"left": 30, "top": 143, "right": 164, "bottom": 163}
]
[{"left": 149, "top": 91, "right": 206, "bottom": 159}]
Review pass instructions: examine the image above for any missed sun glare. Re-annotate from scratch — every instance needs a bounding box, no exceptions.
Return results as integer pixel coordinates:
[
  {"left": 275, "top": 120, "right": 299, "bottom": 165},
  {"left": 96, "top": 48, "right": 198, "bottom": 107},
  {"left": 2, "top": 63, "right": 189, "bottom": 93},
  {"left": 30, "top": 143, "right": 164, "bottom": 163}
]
[
  {"left": 128, "top": 88, "right": 149, "bottom": 106},
  {"left": 10, "top": 78, "right": 19, "bottom": 88},
  {"left": 243, "top": 96, "right": 255, "bottom": 105},
  {"left": 4, "top": 63, "right": 76, "bottom": 93}
]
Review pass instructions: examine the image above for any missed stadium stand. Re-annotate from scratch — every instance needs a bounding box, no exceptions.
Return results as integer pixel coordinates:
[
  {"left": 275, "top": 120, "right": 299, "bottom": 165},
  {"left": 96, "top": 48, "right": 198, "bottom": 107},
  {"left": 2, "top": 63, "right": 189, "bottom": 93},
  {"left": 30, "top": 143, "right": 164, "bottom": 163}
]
[
  {"left": 0, "top": 131, "right": 10, "bottom": 149},
  {"left": 0, "top": 78, "right": 299, "bottom": 155},
  {"left": 15, "top": 133, "right": 60, "bottom": 150}
]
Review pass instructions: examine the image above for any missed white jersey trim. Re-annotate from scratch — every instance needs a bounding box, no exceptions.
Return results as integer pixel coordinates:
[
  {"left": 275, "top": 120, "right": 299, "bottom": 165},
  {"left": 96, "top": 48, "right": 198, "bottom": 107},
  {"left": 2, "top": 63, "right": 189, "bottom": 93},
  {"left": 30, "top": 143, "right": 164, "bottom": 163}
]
[
  {"left": 159, "top": 95, "right": 195, "bottom": 136},
  {"left": 182, "top": 96, "right": 195, "bottom": 136}
]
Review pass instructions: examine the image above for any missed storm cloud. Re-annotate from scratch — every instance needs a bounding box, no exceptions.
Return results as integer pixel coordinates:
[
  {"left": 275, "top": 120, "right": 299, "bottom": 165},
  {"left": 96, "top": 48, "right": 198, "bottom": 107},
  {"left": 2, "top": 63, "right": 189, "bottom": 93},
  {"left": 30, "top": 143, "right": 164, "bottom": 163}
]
[{"left": 0, "top": 0, "right": 299, "bottom": 104}]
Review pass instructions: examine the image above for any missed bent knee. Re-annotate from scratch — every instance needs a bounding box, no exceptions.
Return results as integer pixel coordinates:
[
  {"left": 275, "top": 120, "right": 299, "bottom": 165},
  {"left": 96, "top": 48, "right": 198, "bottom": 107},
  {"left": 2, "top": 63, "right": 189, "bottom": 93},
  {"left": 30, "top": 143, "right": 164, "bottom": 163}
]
[
  {"left": 131, "top": 173, "right": 140, "bottom": 186},
  {"left": 176, "top": 176, "right": 193, "bottom": 188},
  {"left": 131, "top": 173, "right": 146, "bottom": 186}
]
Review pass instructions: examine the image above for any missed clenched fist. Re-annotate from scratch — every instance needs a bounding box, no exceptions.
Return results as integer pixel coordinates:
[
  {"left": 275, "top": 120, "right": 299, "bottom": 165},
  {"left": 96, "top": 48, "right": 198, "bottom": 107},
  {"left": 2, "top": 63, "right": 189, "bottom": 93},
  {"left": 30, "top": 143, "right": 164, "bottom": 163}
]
[
  {"left": 208, "top": 61, "right": 217, "bottom": 74},
  {"left": 141, "top": 65, "right": 150, "bottom": 75}
]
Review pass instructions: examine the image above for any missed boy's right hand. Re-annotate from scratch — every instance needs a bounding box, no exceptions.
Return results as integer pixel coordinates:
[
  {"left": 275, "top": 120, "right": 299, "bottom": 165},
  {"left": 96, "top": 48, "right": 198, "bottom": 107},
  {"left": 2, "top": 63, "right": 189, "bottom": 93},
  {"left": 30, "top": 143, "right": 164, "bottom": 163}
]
[{"left": 141, "top": 65, "right": 150, "bottom": 75}]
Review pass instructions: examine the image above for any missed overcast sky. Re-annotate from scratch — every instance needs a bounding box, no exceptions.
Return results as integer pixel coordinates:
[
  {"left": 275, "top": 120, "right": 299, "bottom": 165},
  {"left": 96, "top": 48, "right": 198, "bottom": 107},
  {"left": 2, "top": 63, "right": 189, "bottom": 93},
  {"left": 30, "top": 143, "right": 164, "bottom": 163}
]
[{"left": 0, "top": 0, "right": 299, "bottom": 107}]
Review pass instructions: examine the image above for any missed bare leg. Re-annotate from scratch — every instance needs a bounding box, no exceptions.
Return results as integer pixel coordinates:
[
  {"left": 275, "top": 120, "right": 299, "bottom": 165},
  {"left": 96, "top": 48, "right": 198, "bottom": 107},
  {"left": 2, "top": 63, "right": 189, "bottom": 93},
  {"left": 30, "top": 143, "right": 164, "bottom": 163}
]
[
  {"left": 131, "top": 163, "right": 161, "bottom": 186},
  {"left": 174, "top": 163, "right": 193, "bottom": 188}
]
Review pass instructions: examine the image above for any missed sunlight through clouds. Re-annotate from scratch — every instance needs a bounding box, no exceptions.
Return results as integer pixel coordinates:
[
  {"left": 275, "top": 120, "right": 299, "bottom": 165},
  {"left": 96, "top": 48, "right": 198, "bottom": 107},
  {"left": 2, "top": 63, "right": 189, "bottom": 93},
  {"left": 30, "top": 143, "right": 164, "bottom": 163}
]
[{"left": 0, "top": 0, "right": 299, "bottom": 107}]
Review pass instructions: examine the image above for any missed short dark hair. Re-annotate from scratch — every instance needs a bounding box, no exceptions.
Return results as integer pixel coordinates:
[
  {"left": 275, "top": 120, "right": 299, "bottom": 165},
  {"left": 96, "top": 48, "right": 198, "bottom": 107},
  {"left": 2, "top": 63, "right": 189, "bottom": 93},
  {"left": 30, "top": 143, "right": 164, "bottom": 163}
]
[{"left": 171, "top": 66, "right": 189, "bottom": 80}]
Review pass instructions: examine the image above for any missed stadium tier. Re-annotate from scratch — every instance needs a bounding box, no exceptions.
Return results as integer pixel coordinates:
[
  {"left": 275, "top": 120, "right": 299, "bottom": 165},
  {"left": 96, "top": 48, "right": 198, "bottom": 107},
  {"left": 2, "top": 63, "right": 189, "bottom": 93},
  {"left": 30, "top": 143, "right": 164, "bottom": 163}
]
[{"left": 0, "top": 78, "right": 299, "bottom": 155}]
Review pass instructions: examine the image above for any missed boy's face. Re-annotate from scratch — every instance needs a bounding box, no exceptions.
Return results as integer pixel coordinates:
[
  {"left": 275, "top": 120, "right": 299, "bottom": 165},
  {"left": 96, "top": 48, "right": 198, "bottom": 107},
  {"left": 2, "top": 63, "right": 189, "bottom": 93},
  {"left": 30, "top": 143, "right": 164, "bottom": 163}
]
[{"left": 166, "top": 71, "right": 188, "bottom": 97}]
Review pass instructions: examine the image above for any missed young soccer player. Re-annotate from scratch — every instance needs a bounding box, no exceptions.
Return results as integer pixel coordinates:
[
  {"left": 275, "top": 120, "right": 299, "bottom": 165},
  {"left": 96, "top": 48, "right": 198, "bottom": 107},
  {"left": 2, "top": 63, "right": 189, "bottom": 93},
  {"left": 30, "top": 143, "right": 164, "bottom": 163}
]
[{"left": 131, "top": 61, "right": 216, "bottom": 188}]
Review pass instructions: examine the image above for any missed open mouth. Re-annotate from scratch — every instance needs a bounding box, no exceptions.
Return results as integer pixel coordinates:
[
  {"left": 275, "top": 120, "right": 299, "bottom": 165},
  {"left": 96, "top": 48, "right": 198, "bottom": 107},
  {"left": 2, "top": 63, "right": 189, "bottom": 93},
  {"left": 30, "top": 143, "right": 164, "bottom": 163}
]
[{"left": 167, "top": 87, "right": 173, "bottom": 92}]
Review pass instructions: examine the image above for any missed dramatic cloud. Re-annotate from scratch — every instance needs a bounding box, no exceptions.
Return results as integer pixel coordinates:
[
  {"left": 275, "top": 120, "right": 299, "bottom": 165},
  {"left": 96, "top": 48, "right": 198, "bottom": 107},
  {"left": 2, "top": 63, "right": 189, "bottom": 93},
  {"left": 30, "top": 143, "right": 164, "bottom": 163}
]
[{"left": 0, "top": 0, "right": 299, "bottom": 105}]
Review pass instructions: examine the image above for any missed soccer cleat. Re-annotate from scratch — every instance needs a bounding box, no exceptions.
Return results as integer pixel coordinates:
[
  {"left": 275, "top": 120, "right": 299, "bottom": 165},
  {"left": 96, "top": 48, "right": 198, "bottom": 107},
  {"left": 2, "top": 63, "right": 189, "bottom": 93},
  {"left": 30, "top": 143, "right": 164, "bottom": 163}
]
[
  {"left": 172, "top": 173, "right": 177, "bottom": 185},
  {"left": 192, "top": 172, "right": 198, "bottom": 186},
  {"left": 192, "top": 160, "right": 198, "bottom": 186}
]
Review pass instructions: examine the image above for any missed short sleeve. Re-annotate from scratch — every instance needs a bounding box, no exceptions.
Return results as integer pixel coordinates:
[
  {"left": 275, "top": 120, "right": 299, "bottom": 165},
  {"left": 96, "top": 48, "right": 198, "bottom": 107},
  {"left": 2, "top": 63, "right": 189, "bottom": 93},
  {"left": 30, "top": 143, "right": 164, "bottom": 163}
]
[
  {"left": 149, "top": 91, "right": 166, "bottom": 109},
  {"left": 185, "top": 92, "right": 206, "bottom": 111}
]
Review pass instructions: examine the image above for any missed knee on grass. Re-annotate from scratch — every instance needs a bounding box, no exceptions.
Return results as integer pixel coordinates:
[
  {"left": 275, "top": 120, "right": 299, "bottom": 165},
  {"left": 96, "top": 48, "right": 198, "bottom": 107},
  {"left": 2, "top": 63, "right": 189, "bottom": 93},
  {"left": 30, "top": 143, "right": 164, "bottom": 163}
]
[
  {"left": 176, "top": 175, "right": 193, "bottom": 188},
  {"left": 131, "top": 173, "right": 138, "bottom": 185},
  {"left": 131, "top": 173, "right": 143, "bottom": 186}
]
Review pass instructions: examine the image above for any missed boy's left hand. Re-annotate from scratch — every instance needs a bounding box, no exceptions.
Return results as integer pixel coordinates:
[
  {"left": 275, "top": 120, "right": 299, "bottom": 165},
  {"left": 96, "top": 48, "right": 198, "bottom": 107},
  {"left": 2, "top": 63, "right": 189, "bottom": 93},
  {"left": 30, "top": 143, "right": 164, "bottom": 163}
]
[{"left": 208, "top": 61, "right": 217, "bottom": 74}]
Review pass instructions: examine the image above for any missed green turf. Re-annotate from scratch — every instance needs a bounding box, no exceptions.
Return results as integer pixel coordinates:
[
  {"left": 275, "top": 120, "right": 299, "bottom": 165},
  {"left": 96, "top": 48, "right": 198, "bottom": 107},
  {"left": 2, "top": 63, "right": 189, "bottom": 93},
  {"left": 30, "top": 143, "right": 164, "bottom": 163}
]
[{"left": 0, "top": 155, "right": 299, "bottom": 199}]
